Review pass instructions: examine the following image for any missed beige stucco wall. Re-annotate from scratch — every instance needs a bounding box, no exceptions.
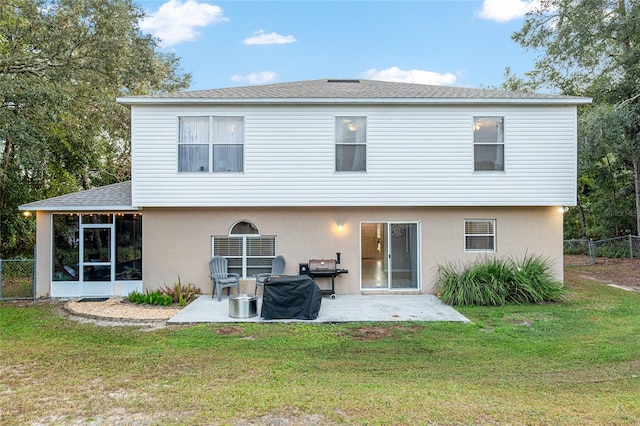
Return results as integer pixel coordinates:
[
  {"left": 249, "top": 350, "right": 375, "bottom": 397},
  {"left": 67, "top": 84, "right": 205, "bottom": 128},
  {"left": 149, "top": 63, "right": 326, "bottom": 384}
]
[
  {"left": 142, "top": 206, "right": 564, "bottom": 295},
  {"left": 34, "top": 211, "right": 53, "bottom": 298}
]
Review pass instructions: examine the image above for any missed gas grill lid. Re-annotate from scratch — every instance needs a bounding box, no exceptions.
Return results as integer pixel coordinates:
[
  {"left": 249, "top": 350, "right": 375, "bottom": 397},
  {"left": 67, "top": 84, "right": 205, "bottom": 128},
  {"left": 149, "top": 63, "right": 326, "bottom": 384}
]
[{"left": 308, "top": 259, "right": 337, "bottom": 272}]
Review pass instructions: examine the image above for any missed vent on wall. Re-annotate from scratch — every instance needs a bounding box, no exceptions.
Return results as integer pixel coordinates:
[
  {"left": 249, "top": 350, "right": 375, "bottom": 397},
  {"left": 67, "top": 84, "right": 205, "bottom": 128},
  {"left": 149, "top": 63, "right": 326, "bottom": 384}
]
[{"left": 327, "top": 79, "right": 361, "bottom": 83}]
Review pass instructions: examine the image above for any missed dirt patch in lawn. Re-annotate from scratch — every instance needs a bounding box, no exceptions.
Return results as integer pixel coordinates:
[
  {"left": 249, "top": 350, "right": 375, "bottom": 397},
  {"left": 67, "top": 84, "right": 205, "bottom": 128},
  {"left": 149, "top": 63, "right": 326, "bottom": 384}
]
[
  {"left": 564, "top": 255, "right": 640, "bottom": 292},
  {"left": 214, "top": 325, "right": 245, "bottom": 335},
  {"left": 339, "top": 324, "right": 422, "bottom": 341}
]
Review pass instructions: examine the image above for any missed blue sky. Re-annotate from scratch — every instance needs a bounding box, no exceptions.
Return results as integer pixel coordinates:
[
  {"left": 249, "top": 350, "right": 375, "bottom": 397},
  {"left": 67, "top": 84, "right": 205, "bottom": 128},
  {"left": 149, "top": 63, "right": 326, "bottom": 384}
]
[{"left": 137, "top": 0, "right": 539, "bottom": 91}]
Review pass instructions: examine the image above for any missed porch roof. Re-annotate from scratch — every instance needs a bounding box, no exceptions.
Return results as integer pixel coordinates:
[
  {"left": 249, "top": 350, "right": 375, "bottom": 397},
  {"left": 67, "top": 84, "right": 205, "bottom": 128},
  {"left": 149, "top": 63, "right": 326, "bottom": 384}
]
[{"left": 19, "top": 181, "right": 137, "bottom": 212}]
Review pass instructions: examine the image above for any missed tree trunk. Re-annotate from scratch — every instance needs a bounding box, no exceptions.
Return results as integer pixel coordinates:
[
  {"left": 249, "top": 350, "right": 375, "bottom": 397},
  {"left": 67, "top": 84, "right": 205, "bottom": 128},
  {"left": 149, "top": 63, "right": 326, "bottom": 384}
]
[
  {"left": 0, "top": 137, "right": 14, "bottom": 252},
  {"left": 576, "top": 195, "right": 587, "bottom": 238},
  {"left": 634, "top": 157, "right": 640, "bottom": 236},
  {"left": 81, "top": 172, "right": 91, "bottom": 190}
]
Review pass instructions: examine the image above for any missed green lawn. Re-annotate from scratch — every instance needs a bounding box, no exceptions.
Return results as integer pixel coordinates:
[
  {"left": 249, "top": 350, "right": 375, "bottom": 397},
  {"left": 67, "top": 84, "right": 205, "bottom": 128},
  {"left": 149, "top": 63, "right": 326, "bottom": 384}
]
[{"left": 1, "top": 274, "right": 639, "bottom": 425}]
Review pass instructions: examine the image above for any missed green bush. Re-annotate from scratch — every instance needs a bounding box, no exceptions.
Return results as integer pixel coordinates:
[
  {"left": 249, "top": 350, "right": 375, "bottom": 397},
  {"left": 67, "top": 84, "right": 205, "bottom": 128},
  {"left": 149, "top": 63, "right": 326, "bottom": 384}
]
[
  {"left": 594, "top": 246, "right": 629, "bottom": 258},
  {"left": 127, "top": 290, "right": 174, "bottom": 306},
  {"left": 436, "top": 258, "right": 511, "bottom": 306},
  {"left": 126, "top": 277, "right": 201, "bottom": 307},
  {"left": 435, "top": 255, "right": 566, "bottom": 306},
  {"left": 161, "top": 276, "right": 201, "bottom": 307},
  {"left": 508, "top": 256, "right": 566, "bottom": 304}
]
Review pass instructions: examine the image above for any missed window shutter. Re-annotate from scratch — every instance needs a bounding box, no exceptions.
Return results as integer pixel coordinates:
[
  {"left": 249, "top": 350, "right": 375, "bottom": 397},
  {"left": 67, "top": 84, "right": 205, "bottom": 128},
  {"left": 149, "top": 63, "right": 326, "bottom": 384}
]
[
  {"left": 464, "top": 220, "right": 496, "bottom": 252},
  {"left": 247, "top": 236, "right": 276, "bottom": 257},
  {"left": 212, "top": 237, "right": 243, "bottom": 256}
]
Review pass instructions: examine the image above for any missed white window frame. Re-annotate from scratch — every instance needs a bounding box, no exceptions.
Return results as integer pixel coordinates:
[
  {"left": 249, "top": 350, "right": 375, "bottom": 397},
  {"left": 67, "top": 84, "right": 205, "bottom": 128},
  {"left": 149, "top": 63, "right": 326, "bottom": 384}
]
[
  {"left": 178, "top": 116, "right": 209, "bottom": 173},
  {"left": 473, "top": 116, "right": 504, "bottom": 172},
  {"left": 335, "top": 116, "right": 367, "bottom": 172},
  {"left": 464, "top": 219, "right": 496, "bottom": 252},
  {"left": 178, "top": 116, "right": 244, "bottom": 173},
  {"left": 211, "top": 233, "right": 276, "bottom": 278}
]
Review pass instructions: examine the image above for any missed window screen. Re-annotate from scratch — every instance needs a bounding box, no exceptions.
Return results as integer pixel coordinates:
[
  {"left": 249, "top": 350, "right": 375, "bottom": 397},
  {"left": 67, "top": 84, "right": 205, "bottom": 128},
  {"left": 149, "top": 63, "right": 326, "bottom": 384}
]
[
  {"left": 178, "top": 116, "right": 244, "bottom": 173},
  {"left": 336, "top": 116, "right": 366, "bottom": 172},
  {"left": 465, "top": 219, "right": 496, "bottom": 252},
  {"left": 473, "top": 117, "right": 504, "bottom": 171},
  {"left": 212, "top": 235, "right": 276, "bottom": 277}
]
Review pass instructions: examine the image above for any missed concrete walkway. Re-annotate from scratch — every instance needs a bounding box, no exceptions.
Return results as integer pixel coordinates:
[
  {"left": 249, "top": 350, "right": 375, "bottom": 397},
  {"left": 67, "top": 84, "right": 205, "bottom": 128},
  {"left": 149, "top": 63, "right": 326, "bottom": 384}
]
[{"left": 168, "top": 294, "right": 470, "bottom": 324}]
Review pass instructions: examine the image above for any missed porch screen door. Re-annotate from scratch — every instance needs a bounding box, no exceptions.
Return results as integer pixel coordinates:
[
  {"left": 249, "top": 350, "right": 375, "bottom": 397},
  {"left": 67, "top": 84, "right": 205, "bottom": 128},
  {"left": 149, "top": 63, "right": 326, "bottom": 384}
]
[
  {"left": 80, "top": 224, "right": 114, "bottom": 295},
  {"left": 361, "top": 222, "right": 419, "bottom": 290}
]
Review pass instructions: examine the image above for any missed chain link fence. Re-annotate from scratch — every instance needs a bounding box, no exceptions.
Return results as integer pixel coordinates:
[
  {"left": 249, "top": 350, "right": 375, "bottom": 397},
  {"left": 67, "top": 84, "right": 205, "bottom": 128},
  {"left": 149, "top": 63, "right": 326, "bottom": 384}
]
[
  {"left": 0, "top": 259, "right": 35, "bottom": 300},
  {"left": 564, "top": 235, "right": 640, "bottom": 264}
]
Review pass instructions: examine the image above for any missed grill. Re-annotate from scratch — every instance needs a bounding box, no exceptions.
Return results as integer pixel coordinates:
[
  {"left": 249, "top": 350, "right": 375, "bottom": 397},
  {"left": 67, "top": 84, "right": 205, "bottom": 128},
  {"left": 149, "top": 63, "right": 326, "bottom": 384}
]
[
  {"left": 301, "top": 253, "right": 348, "bottom": 299},
  {"left": 308, "top": 259, "right": 337, "bottom": 274}
]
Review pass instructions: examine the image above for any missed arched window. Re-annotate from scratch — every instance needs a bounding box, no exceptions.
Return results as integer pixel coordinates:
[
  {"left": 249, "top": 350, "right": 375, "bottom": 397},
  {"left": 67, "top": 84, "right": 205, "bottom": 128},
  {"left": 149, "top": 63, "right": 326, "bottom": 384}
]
[
  {"left": 230, "top": 221, "right": 259, "bottom": 235},
  {"left": 212, "top": 221, "right": 276, "bottom": 278}
]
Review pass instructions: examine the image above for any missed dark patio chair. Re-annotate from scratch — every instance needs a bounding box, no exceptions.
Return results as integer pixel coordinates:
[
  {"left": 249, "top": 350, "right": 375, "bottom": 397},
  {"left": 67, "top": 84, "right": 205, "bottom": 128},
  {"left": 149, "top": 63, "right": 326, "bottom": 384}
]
[
  {"left": 254, "top": 255, "right": 286, "bottom": 295},
  {"left": 209, "top": 256, "right": 241, "bottom": 301}
]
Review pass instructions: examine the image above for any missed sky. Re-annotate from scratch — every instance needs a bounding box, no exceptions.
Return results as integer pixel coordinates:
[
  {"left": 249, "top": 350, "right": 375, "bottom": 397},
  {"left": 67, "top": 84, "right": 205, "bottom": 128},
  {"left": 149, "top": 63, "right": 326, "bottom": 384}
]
[{"left": 136, "top": 0, "right": 540, "bottom": 91}]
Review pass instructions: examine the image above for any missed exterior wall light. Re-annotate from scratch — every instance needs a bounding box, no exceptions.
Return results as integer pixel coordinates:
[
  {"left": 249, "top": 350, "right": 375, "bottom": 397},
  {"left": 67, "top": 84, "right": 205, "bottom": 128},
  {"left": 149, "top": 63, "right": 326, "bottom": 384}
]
[{"left": 558, "top": 206, "right": 569, "bottom": 213}]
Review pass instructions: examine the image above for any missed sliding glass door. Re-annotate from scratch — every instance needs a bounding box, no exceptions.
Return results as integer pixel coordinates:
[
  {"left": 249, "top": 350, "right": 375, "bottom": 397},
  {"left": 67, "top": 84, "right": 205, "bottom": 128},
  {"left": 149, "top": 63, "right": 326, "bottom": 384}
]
[{"left": 361, "top": 222, "right": 420, "bottom": 290}]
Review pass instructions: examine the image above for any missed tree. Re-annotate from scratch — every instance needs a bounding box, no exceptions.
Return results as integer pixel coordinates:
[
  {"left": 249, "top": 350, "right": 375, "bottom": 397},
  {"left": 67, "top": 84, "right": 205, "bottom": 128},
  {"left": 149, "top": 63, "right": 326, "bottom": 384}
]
[
  {"left": 512, "top": 0, "right": 640, "bottom": 235},
  {"left": 0, "top": 0, "right": 191, "bottom": 257},
  {"left": 566, "top": 104, "right": 637, "bottom": 238}
]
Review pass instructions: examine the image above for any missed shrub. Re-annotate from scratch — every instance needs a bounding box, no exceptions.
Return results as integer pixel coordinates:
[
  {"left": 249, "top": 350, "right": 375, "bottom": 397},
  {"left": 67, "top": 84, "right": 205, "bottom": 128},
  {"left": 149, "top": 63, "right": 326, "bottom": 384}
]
[
  {"left": 435, "top": 255, "right": 566, "bottom": 306},
  {"left": 161, "top": 276, "right": 201, "bottom": 307},
  {"left": 436, "top": 258, "right": 511, "bottom": 306},
  {"left": 127, "top": 277, "right": 201, "bottom": 307},
  {"left": 127, "top": 290, "right": 174, "bottom": 306},
  {"left": 508, "top": 256, "right": 565, "bottom": 304}
]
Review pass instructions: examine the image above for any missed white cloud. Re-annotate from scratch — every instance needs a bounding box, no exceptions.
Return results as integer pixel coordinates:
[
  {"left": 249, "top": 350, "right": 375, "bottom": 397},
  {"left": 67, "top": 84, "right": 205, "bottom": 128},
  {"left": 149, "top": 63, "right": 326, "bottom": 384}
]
[
  {"left": 243, "top": 30, "right": 296, "bottom": 45},
  {"left": 140, "top": 0, "right": 228, "bottom": 47},
  {"left": 361, "top": 67, "right": 457, "bottom": 86},
  {"left": 231, "top": 72, "right": 277, "bottom": 85},
  {"left": 477, "top": 0, "right": 532, "bottom": 23}
]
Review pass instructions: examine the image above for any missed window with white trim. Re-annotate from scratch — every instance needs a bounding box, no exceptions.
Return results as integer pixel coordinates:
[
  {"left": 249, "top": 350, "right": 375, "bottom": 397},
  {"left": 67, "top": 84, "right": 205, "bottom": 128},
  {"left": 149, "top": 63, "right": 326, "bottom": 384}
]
[
  {"left": 336, "top": 116, "right": 366, "bottom": 172},
  {"left": 464, "top": 219, "right": 496, "bottom": 252},
  {"left": 178, "top": 116, "right": 244, "bottom": 173},
  {"left": 211, "top": 221, "right": 275, "bottom": 278},
  {"left": 473, "top": 116, "right": 504, "bottom": 171}
]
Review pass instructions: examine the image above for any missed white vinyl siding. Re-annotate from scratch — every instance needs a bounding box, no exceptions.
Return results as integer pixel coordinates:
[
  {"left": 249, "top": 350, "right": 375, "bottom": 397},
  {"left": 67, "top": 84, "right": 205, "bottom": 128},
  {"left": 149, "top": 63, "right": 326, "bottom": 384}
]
[{"left": 130, "top": 104, "right": 578, "bottom": 207}]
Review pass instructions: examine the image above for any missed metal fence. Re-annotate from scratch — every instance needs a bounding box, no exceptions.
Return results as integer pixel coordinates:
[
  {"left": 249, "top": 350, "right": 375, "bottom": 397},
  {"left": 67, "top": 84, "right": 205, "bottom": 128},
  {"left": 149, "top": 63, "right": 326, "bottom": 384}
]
[
  {"left": 0, "top": 259, "right": 35, "bottom": 300},
  {"left": 564, "top": 235, "right": 640, "bottom": 264}
]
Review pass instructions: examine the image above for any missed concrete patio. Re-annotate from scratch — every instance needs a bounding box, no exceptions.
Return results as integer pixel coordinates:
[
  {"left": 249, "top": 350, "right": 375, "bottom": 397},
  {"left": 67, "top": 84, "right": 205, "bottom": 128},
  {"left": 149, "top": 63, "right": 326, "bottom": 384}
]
[{"left": 168, "top": 294, "right": 470, "bottom": 324}]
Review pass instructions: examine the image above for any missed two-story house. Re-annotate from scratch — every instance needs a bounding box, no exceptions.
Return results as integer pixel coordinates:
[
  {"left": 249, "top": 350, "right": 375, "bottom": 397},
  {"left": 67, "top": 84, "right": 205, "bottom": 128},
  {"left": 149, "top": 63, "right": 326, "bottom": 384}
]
[{"left": 20, "top": 79, "right": 591, "bottom": 298}]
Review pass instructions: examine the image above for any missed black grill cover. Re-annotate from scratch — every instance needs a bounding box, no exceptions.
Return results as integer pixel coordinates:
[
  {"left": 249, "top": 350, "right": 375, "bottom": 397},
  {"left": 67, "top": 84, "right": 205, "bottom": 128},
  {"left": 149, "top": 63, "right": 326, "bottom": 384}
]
[{"left": 261, "top": 275, "right": 322, "bottom": 320}]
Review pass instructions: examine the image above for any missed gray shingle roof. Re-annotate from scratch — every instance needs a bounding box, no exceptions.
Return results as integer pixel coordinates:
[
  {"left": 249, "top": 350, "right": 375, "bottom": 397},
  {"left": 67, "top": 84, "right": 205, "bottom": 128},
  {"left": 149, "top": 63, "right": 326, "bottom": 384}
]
[
  {"left": 118, "top": 79, "right": 591, "bottom": 104},
  {"left": 19, "top": 181, "right": 134, "bottom": 211}
]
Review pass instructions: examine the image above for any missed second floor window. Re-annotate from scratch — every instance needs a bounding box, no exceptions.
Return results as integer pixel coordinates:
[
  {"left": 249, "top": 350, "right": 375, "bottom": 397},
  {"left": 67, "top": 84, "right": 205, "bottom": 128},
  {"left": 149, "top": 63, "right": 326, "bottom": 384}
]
[
  {"left": 473, "top": 116, "right": 504, "bottom": 171},
  {"left": 178, "top": 116, "right": 244, "bottom": 173},
  {"left": 336, "top": 116, "right": 366, "bottom": 172}
]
